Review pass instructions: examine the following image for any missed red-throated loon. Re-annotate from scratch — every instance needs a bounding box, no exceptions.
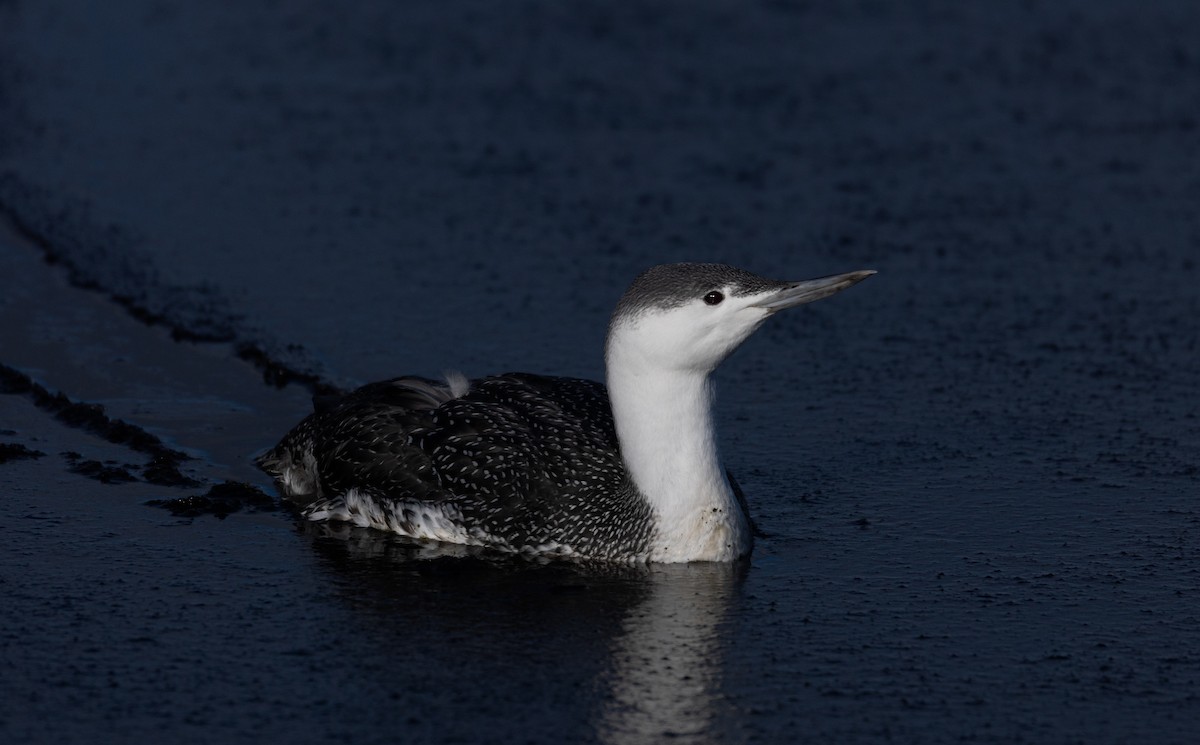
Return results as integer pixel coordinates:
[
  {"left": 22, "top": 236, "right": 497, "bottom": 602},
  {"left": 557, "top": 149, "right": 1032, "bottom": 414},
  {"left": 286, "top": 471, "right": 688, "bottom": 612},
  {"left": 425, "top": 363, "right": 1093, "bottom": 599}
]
[{"left": 258, "top": 263, "right": 874, "bottom": 562}]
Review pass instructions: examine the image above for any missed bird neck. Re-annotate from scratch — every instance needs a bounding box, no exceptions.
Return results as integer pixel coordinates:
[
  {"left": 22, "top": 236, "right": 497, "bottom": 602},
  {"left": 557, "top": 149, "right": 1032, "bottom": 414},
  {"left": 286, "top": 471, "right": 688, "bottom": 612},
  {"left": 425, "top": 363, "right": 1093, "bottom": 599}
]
[{"left": 605, "top": 353, "right": 752, "bottom": 562}]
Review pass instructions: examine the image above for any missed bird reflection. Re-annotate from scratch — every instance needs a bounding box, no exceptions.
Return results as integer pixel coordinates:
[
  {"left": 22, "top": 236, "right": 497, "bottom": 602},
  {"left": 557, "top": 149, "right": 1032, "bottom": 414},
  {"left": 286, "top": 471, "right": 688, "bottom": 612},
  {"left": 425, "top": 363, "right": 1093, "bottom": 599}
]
[
  {"left": 298, "top": 522, "right": 746, "bottom": 742},
  {"left": 596, "top": 562, "right": 745, "bottom": 745}
]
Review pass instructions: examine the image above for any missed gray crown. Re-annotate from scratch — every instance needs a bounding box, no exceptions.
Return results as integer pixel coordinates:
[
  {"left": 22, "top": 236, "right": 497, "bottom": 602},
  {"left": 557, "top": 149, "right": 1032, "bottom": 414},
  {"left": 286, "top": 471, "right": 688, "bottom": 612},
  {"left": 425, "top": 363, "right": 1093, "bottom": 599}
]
[{"left": 611, "top": 263, "right": 786, "bottom": 323}]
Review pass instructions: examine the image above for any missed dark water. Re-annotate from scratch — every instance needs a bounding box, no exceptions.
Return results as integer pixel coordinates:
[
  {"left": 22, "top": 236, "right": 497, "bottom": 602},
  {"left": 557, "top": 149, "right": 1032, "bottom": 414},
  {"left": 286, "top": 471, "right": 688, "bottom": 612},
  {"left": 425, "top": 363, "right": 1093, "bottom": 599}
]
[{"left": 2, "top": 1, "right": 1198, "bottom": 742}]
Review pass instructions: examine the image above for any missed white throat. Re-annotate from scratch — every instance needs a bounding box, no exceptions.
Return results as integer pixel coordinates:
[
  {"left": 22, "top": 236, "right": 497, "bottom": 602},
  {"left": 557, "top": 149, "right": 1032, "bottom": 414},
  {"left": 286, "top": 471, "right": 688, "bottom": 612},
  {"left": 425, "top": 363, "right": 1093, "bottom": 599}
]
[{"left": 605, "top": 333, "right": 752, "bottom": 562}]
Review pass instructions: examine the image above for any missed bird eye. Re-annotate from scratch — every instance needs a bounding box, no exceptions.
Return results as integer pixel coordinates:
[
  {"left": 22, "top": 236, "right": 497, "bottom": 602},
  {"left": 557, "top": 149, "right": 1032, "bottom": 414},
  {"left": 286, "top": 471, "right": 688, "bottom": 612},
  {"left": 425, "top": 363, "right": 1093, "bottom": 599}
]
[{"left": 703, "top": 290, "right": 724, "bottom": 306}]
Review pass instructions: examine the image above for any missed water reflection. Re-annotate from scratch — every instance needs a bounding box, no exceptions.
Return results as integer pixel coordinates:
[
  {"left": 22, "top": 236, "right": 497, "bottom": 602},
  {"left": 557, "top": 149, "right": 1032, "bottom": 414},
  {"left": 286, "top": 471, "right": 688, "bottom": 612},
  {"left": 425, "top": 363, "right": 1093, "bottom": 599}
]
[
  {"left": 299, "top": 522, "right": 745, "bottom": 744},
  {"left": 596, "top": 561, "right": 746, "bottom": 745}
]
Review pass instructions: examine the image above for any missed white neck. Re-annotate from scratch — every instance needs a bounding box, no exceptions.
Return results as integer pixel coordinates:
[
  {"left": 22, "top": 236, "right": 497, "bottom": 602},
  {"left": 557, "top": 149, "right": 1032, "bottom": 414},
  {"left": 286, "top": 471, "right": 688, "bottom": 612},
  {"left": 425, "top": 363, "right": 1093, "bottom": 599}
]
[{"left": 606, "top": 342, "right": 752, "bottom": 562}]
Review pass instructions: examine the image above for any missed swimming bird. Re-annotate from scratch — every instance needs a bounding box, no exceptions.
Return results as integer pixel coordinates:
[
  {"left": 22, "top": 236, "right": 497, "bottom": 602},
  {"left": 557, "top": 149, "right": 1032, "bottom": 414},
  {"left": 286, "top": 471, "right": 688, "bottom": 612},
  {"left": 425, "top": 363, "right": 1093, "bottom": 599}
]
[{"left": 259, "top": 263, "right": 874, "bottom": 563}]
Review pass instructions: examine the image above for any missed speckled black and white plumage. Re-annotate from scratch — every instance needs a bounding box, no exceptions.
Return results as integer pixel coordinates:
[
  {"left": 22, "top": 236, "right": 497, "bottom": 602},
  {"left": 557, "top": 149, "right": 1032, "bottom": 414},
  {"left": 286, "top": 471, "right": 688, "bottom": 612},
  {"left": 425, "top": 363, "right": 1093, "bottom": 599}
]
[
  {"left": 260, "top": 262, "right": 874, "bottom": 563},
  {"left": 258, "top": 373, "right": 656, "bottom": 561}
]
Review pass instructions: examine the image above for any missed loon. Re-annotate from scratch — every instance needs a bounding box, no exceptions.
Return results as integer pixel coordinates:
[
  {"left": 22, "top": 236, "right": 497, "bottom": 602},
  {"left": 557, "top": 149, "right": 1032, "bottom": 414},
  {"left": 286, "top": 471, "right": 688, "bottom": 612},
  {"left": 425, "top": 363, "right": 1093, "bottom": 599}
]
[{"left": 259, "top": 263, "right": 874, "bottom": 563}]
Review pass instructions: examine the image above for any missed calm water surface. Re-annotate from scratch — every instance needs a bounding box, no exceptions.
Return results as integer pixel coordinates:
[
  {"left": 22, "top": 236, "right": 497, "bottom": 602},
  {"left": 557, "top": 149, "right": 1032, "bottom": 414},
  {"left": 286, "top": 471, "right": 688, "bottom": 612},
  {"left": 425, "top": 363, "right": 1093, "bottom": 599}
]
[{"left": 2, "top": 1, "right": 1198, "bottom": 742}]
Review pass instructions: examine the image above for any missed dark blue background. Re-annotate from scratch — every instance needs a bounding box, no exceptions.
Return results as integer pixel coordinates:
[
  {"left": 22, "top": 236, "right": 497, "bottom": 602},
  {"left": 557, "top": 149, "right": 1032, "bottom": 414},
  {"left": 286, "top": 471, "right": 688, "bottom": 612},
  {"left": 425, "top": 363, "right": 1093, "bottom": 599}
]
[{"left": 2, "top": 1, "right": 1198, "bottom": 742}]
